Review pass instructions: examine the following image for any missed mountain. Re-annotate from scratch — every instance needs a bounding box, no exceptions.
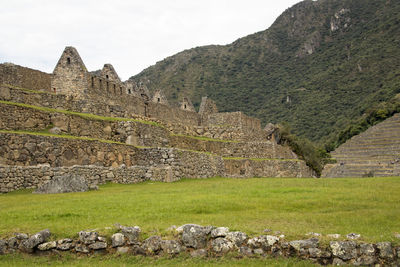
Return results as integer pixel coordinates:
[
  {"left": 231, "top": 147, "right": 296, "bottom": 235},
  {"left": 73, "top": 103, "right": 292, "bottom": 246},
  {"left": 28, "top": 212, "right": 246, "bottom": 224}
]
[{"left": 129, "top": 0, "right": 400, "bottom": 144}]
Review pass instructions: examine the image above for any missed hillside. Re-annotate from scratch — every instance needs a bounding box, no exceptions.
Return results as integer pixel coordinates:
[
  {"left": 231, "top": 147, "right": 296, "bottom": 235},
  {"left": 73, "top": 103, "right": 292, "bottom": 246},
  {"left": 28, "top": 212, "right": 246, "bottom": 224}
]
[{"left": 129, "top": 0, "right": 400, "bottom": 144}]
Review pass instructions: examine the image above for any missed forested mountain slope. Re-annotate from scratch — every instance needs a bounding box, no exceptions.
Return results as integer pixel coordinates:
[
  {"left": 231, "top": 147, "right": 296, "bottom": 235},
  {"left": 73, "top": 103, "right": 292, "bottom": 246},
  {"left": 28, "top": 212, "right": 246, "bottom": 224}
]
[{"left": 130, "top": 0, "right": 400, "bottom": 144}]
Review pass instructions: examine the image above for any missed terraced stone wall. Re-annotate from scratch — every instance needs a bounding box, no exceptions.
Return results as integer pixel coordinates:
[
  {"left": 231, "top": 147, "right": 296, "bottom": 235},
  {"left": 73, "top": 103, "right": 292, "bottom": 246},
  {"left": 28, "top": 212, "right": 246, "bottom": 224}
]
[
  {"left": 224, "top": 159, "right": 314, "bottom": 178},
  {"left": 0, "top": 63, "right": 51, "bottom": 92}
]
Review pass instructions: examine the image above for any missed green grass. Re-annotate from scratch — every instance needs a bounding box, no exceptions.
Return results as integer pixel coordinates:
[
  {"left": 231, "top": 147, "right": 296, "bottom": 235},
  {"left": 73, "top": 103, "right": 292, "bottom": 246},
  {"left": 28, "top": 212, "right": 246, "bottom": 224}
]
[
  {"left": 0, "top": 177, "right": 399, "bottom": 245},
  {"left": 171, "top": 134, "right": 239, "bottom": 143},
  {"left": 0, "top": 100, "right": 163, "bottom": 128},
  {"left": 0, "top": 253, "right": 317, "bottom": 267}
]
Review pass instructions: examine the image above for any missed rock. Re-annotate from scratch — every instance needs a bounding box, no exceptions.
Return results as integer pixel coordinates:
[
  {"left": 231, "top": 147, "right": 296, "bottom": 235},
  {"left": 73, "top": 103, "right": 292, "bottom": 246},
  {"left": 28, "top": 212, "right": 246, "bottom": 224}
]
[
  {"left": 354, "top": 255, "right": 376, "bottom": 266},
  {"left": 330, "top": 241, "right": 357, "bottom": 260},
  {"left": 211, "top": 227, "right": 229, "bottom": 238},
  {"left": 88, "top": 242, "right": 107, "bottom": 250},
  {"left": 346, "top": 233, "right": 361, "bottom": 240},
  {"left": 308, "top": 247, "right": 322, "bottom": 258},
  {"left": 332, "top": 258, "right": 346, "bottom": 266},
  {"left": 111, "top": 233, "right": 125, "bottom": 247},
  {"left": 211, "top": 238, "right": 233, "bottom": 253},
  {"left": 190, "top": 248, "right": 207, "bottom": 258},
  {"left": 37, "top": 241, "right": 57, "bottom": 251},
  {"left": 34, "top": 174, "right": 88, "bottom": 194},
  {"left": 225, "top": 231, "right": 248, "bottom": 247},
  {"left": 0, "top": 239, "right": 7, "bottom": 254},
  {"left": 89, "top": 184, "right": 99, "bottom": 191},
  {"left": 359, "top": 243, "right": 375, "bottom": 256},
  {"left": 49, "top": 127, "right": 61, "bottom": 134},
  {"left": 394, "top": 233, "right": 400, "bottom": 239},
  {"left": 306, "top": 232, "right": 321, "bottom": 237},
  {"left": 120, "top": 226, "right": 141, "bottom": 244},
  {"left": 15, "top": 233, "right": 28, "bottom": 240},
  {"left": 78, "top": 231, "right": 98, "bottom": 245},
  {"left": 239, "top": 246, "right": 253, "bottom": 256},
  {"left": 19, "top": 229, "right": 51, "bottom": 253},
  {"left": 254, "top": 248, "right": 264, "bottom": 255},
  {"left": 289, "top": 238, "right": 319, "bottom": 251},
  {"left": 116, "top": 247, "right": 130, "bottom": 254},
  {"left": 0, "top": 86, "right": 11, "bottom": 100},
  {"left": 57, "top": 238, "right": 74, "bottom": 250},
  {"left": 75, "top": 244, "right": 90, "bottom": 253},
  {"left": 376, "top": 242, "right": 394, "bottom": 259},
  {"left": 161, "top": 240, "right": 182, "bottom": 254},
  {"left": 143, "top": 236, "right": 162, "bottom": 254},
  {"left": 248, "top": 235, "right": 280, "bottom": 250},
  {"left": 7, "top": 237, "right": 18, "bottom": 249},
  {"left": 181, "top": 224, "right": 210, "bottom": 249},
  {"left": 263, "top": 229, "right": 272, "bottom": 233},
  {"left": 327, "top": 234, "right": 341, "bottom": 239},
  {"left": 132, "top": 245, "right": 146, "bottom": 255}
]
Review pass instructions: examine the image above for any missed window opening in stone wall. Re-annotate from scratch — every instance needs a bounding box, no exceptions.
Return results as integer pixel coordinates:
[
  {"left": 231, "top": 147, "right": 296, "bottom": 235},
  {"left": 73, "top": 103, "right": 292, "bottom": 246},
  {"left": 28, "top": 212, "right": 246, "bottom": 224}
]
[
  {"left": 106, "top": 81, "right": 109, "bottom": 91},
  {"left": 158, "top": 98, "right": 160, "bottom": 103},
  {"left": 113, "top": 84, "right": 116, "bottom": 93},
  {"left": 106, "top": 75, "right": 109, "bottom": 79},
  {"left": 91, "top": 77, "right": 94, "bottom": 88},
  {"left": 99, "top": 79, "right": 102, "bottom": 89},
  {"left": 120, "top": 87, "right": 122, "bottom": 95},
  {"left": 67, "top": 57, "right": 71, "bottom": 64},
  {"left": 184, "top": 104, "right": 187, "bottom": 109},
  {"left": 128, "top": 89, "right": 131, "bottom": 94}
]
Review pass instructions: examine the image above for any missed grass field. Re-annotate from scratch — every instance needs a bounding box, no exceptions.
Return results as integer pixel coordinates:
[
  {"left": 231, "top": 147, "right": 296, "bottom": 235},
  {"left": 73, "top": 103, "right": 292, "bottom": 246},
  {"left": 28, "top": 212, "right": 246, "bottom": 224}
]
[
  {"left": 1, "top": 177, "right": 399, "bottom": 243},
  {"left": 1, "top": 177, "right": 400, "bottom": 266}
]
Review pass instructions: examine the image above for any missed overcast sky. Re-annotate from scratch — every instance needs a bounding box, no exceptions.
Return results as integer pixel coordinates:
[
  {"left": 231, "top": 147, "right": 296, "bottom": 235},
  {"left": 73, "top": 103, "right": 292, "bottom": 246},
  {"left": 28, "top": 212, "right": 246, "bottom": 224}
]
[{"left": 0, "top": 0, "right": 301, "bottom": 80}]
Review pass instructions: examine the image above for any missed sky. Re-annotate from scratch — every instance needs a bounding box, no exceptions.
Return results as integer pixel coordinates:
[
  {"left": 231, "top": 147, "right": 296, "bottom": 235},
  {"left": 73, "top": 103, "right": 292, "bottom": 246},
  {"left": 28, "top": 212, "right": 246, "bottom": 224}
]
[{"left": 0, "top": 0, "right": 301, "bottom": 80}]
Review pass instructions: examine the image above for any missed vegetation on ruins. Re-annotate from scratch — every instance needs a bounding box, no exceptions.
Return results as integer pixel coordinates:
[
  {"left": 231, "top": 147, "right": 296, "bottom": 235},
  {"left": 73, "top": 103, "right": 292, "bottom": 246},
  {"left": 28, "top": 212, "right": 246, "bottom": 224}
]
[
  {"left": 1, "top": 178, "right": 399, "bottom": 244},
  {"left": 130, "top": 0, "right": 400, "bottom": 149}
]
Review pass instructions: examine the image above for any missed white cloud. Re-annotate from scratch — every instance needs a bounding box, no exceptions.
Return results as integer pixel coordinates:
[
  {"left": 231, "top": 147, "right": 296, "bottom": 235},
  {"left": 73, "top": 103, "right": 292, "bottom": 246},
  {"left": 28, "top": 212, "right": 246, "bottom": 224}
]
[{"left": 0, "top": 0, "right": 300, "bottom": 80}]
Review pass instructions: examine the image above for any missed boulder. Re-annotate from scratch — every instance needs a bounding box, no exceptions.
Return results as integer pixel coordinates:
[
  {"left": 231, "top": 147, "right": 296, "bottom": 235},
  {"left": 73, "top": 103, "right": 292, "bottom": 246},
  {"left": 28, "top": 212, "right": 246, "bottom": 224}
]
[
  {"left": 34, "top": 174, "right": 89, "bottom": 194},
  {"left": 111, "top": 233, "right": 125, "bottom": 247},
  {"left": 181, "top": 224, "right": 211, "bottom": 249},
  {"left": 225, "top": 231, "right": 248, "bottom": 247},
  {"left": 239, "top": 246, "right": 253, "bottom": 256},
  {"left": 376, "top": 242, "right": 394, "bottom": 260},
  {"left": 75, "top": 244, "right": 90, "bottom": 253},
  {"left": 161, "top": 240, "right": 182, "bottom": 254},
  {"left": 211, "top": 238, "right": 233, "bottom": 253},
  {"left": 330, "top": 241, "right": 357, "bottom": 260},
  {"left": 57, "top": 238, "right": 74, "bottom": 250},
  {"left": 248, "top": 235, "right": 280, "bottom": 250},
  {"left": 211, "top": 227, "right": 229, "bottom": 238},
  {"left": 143, "top": 236, "right": 162, "bottom": 254},
  {"left": 289, "top": 238, "right": 319, "bottom": 251},
  {"left": 19, "top": 229, "right": 51, "bottom": 253},
  {"left": 346, "top": 233, "right": 361, "bottom": 240},
  {"left": 0, "top": 239, "right": 6, "bottom": 254},
  {"left": 120, "top": 226, "right": 141, "bottom": 244},
  {"left": 88, "top": 242, "right": 107, "bottom": 250},
  {"left": 78, "top": 231, "right": 98, "bottom": 245},
  {"left": 190, "top": 248, "right": 207, "bottom": 258},
  {"left": 354, "top": 255, "right": 376, "bottom": 266},
  {"left": 359, "top": 243, "right": 375, "bottom": 256},
  {"left": 37, "top": 241, "right": 56, "bottom": 251}
]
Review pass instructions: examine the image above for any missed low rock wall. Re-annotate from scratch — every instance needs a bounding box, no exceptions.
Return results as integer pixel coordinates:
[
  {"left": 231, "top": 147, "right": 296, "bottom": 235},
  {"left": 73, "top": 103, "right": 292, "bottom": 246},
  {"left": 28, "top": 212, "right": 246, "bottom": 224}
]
[{"left": 0, "top": 224, "right": 398, "bottom": 266}]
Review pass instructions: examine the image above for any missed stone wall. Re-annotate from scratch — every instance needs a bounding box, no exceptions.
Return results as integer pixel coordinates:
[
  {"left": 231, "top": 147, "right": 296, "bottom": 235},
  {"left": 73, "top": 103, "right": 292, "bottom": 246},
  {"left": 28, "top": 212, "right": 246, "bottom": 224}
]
[
  {"left": 0, "top": 63, "right": 51, "bottom": 91},
  {"left": 169, "top": 135, "right": 298, "bottom": 159},
  {"left": 224, "top": 159, "right": 314, "bottom": 178},
  {"left": 0, "top": 224, "right": 398, "bottom": 266},
  {"left": 0, "top": 165, "right": 175, "bottom": 193},
  {"left": 0, "top": 103, "right": 169, "bottom": 147}
]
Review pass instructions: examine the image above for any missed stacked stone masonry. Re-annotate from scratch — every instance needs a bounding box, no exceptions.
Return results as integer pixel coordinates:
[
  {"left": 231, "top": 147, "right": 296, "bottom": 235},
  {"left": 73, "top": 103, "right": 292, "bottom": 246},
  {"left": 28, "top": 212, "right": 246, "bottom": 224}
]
[
  {"left": 0, "top": 46, "right": 315, "bottom": 194},
  {"left": 0, "top": 224, "right": 399, "bottom": 266},
  {"left": 322, "top": 113, "right": 400, "bottom": 177}
]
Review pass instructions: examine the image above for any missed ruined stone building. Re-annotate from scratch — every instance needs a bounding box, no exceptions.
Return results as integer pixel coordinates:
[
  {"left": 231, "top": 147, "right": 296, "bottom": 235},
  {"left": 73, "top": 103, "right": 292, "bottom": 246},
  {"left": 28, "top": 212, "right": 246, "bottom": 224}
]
[{"left": 0, "top": 46, "right": 314, "bottom": 193}]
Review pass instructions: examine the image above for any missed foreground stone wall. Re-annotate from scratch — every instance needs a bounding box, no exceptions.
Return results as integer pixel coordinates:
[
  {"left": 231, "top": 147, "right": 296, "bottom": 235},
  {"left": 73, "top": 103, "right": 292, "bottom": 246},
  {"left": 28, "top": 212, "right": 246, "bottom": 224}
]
[
  {"left": 0, "top": 63, "right": 51, "bottom": 92},
  {"left": 224, "top": 159, "right": 314, "bottom": 178},
  {"left": 0, "top": 224, "right": 398, "bottom": 266}
]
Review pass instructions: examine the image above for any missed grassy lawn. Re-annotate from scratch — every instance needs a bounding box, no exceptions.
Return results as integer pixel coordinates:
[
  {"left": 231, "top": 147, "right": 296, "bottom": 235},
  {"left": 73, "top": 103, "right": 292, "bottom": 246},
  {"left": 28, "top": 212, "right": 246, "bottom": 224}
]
[{"left": 0, "top": 177, "right": 399, "bottom": 244}]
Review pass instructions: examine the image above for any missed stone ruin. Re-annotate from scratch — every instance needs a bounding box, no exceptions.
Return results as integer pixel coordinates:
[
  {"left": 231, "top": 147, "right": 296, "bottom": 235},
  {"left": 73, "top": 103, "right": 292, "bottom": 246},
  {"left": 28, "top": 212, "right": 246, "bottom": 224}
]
[{"left": 0, "top": 46, "right": 314, "bottom": 194}]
